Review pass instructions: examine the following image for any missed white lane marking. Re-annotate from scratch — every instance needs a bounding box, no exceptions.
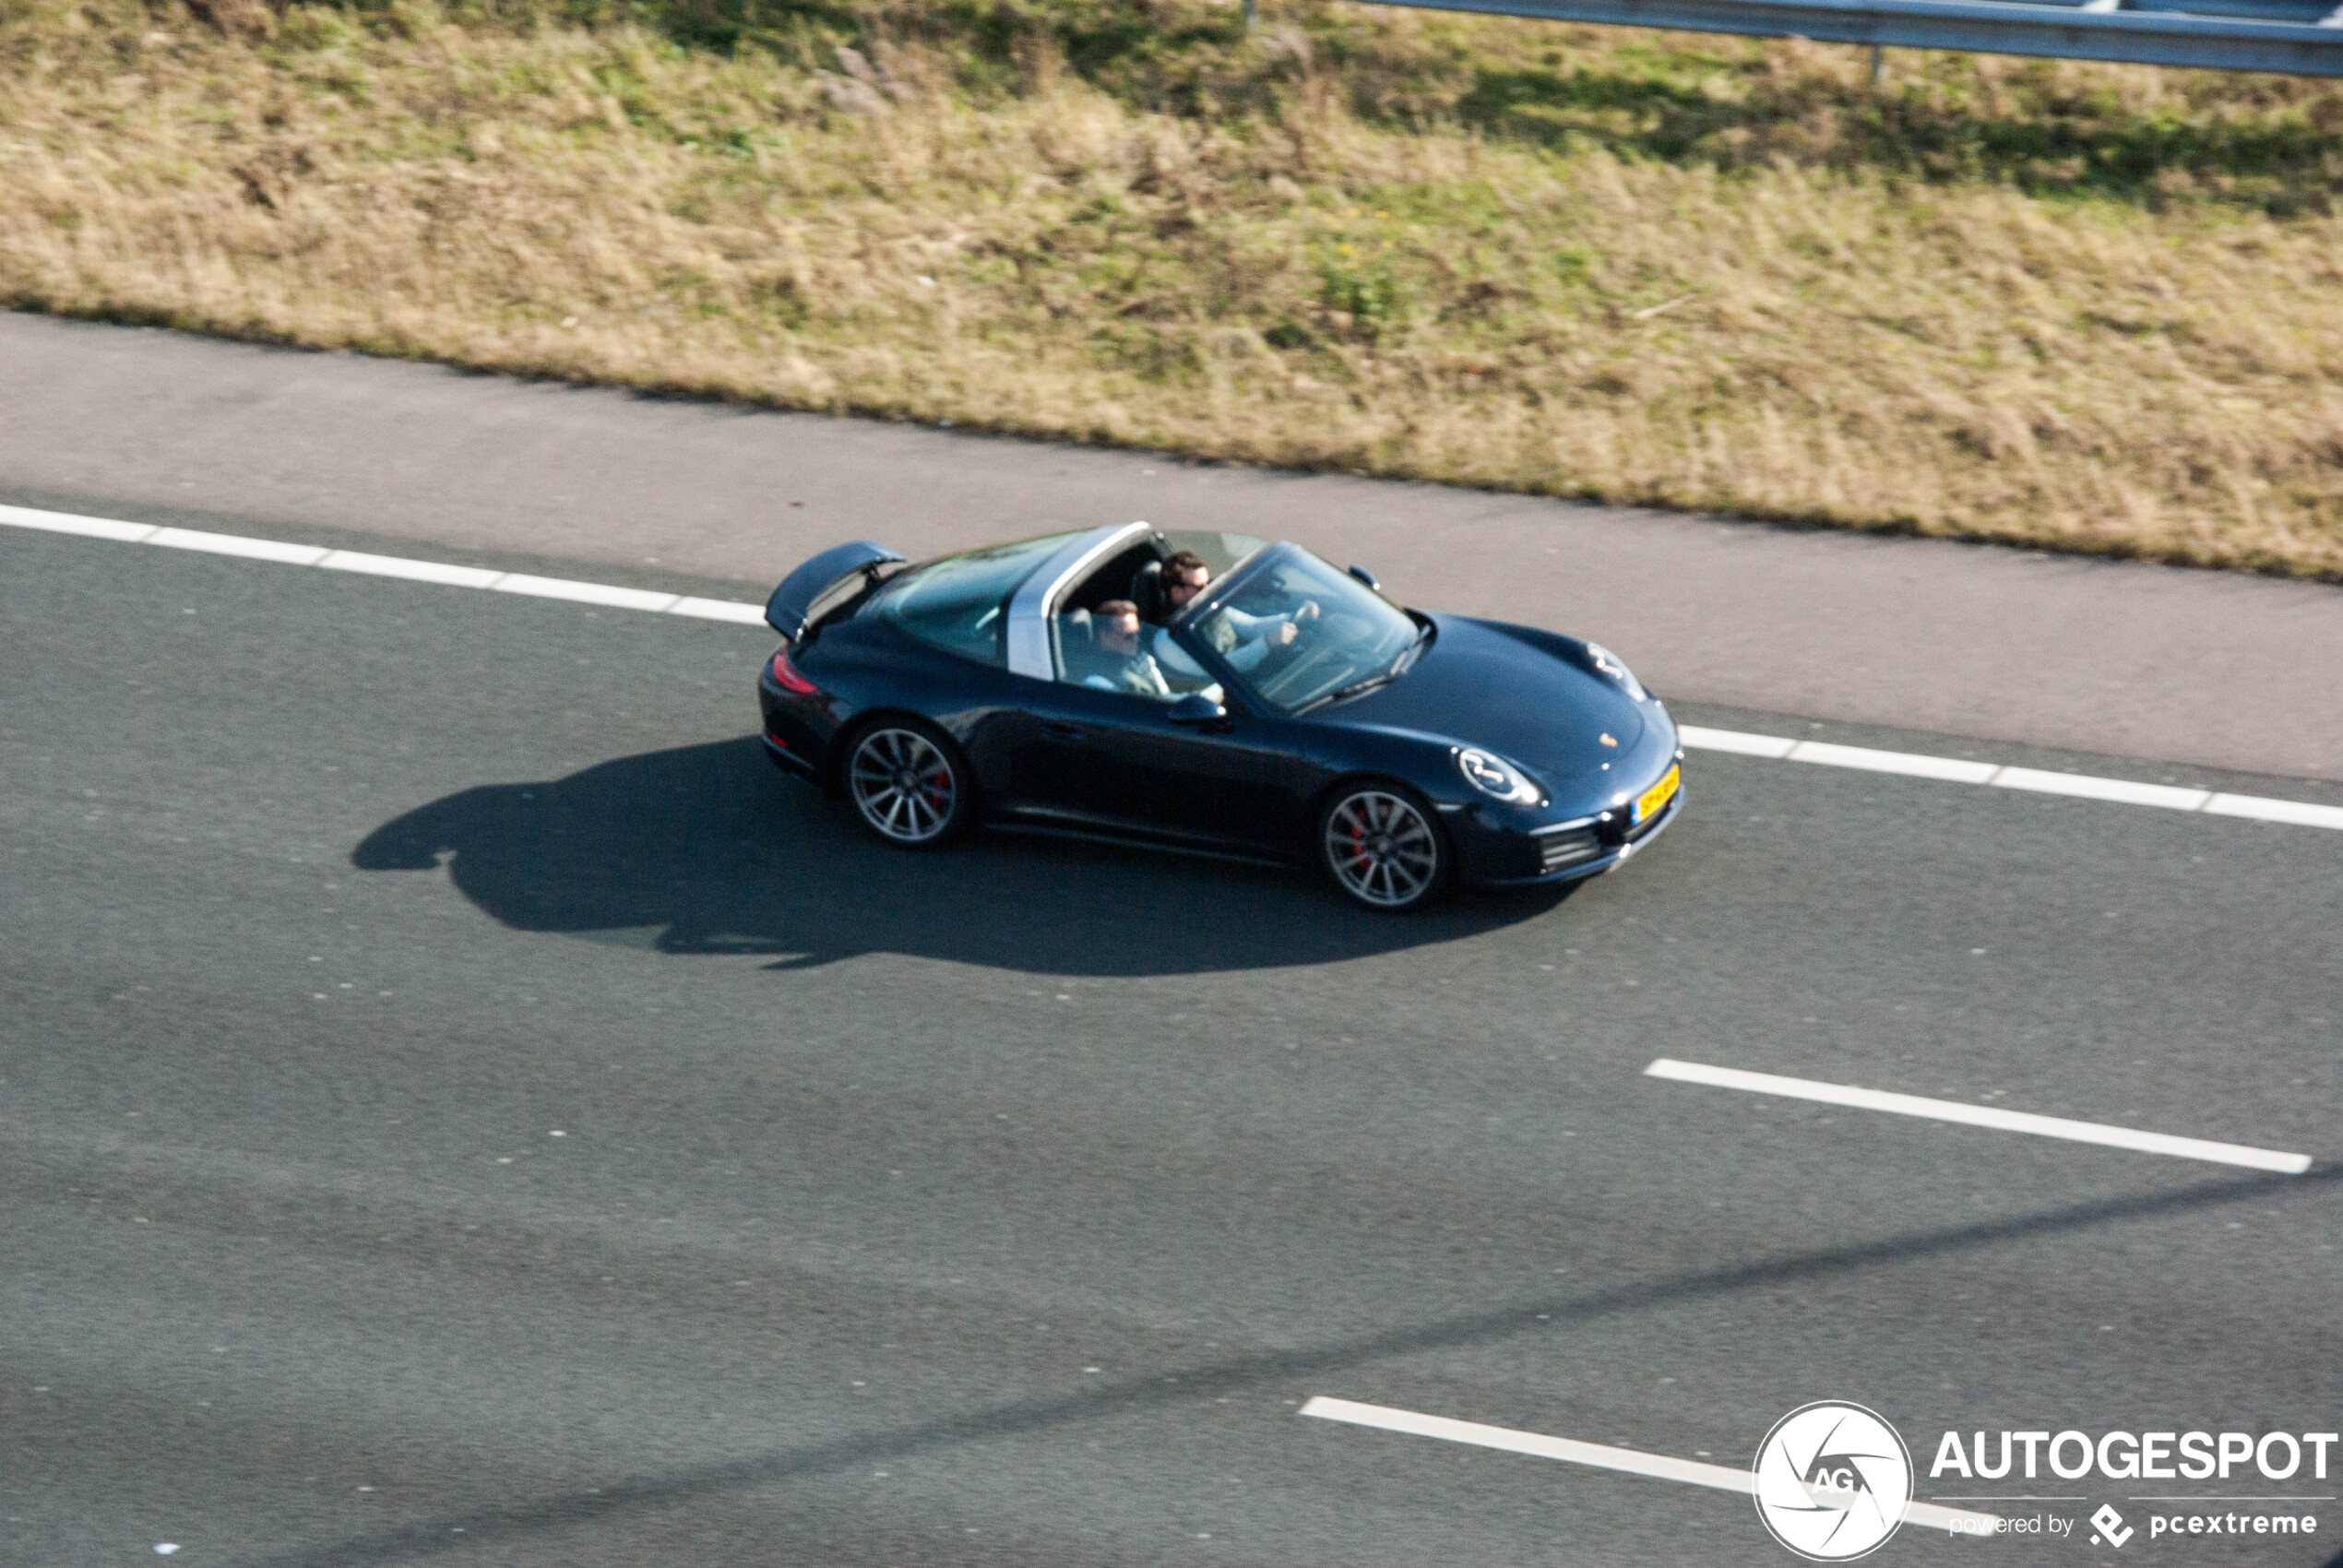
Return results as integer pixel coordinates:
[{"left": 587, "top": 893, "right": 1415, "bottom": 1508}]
[
  {"left": 318, "top": 550, "right": 505, "bottom": 588},
  {"left": 1989, "top": 766, "right": 2210, "bottom": 812},
  {"left": 669, "top": 595, "right": 772, "bottom": 624},
  {"left": 5, "top": 505, "right": 779, "bottom": 623},
  {"left": 0, "top": 502, "right": 158, "bottom": 541},
  {"left": 2205, "top": 792, "right": 2343, "bottom": 831},
  {"left": 1678, "top": 724, "right": 2340, "bottom": 833},
  {"left": 491, "top": 573, "right": 680, "bottom": 612},
  {"left": 1676, "top": 724, "right": 1795, "bottom": 758},
  {"left": 1787, "top": 739, "right": 2001, "bottom": 784},
  {"left": 1300, "top": 1396, "right": 2000, "bottom": 1536},
  {"left": 149, "top": 527, "right": 330, "bottom": 564},
  {"left": 1645, "top": 1059, "right": 2312, "bottom": 1174},
  {"left": 5, "top": 505, "right": 2339, "bottom": 834}
]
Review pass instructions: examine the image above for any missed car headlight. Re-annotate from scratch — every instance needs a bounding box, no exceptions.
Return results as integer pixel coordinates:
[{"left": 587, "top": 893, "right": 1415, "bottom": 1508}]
[
  {"left": 1457, "top": 747, "right": 1542, "bottom": 804},
  {"left": 1586, "top": 643, "right": 1647, "bottom": 703}
]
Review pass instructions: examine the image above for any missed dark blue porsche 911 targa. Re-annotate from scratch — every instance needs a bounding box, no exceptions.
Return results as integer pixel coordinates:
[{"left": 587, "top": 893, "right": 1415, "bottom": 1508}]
[{"left": 755, "top": 523, "right": 1683, "bottom": 911}]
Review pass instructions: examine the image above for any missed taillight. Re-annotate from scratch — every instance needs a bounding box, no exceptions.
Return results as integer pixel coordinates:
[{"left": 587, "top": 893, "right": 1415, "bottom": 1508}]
[{"left": 767, "top": 645, "right": 818, "bottom": 695}]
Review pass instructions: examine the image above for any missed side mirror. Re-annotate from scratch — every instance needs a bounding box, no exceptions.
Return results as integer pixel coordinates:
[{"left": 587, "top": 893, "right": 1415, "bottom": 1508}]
[
  {"left": 1167, "top": 693, "right": 1229, "bottom": 728},
  {"left": 1347, "top": 564, "right": 1380, "bottom": 592}
]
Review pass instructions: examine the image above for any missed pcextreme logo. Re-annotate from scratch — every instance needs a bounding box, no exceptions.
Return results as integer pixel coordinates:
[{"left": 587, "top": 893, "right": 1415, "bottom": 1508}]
[{"left": 1753, "top": 1402, "right": 1915, "bottom": 1562}]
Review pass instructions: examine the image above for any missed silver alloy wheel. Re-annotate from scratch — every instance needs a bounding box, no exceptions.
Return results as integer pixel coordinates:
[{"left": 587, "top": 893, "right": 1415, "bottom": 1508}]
[
  {"left": 1323, "top": 789, "right": 1440, "bottom": 909},
  {"left": 848, "top": 727, "right": 958, "bottom": 844}
]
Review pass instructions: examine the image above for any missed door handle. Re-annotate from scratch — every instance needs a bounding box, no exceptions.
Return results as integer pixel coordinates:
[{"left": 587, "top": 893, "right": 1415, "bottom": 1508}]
[{"left": 1041, "top": 721, "right": 1088, "bottom": 742}]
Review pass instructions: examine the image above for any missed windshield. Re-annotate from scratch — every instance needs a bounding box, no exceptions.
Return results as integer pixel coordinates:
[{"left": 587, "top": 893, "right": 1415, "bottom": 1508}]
[
  {"left": 874, "top": 532, "right": 1077, "bottom": 667},
  {"left": 1156, "top": 529, "right": 1267, "bottom": 579},
  {"left": 1184, "top": 546, "right": 1421, "bottom": 714}
]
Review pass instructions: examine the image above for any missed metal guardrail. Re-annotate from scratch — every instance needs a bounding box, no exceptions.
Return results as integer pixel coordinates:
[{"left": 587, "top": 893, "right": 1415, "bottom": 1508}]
[{"left": 1357, "top": 0, "right": 2343, "bottom": 74}]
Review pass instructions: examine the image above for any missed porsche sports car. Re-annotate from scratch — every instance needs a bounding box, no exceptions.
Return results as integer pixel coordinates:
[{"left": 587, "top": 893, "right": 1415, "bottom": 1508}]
[{"left": 755, "top": 523, "right": 1683, "bottom": 911}]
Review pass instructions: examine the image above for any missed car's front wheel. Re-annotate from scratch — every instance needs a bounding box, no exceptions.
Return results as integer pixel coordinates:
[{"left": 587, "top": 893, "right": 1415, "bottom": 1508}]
[
  {"left": 1317, "top": 783, "right": 1446, "bottom": 911},
  {"left": 844, "top": 719, "right": 971, "bottom": 849}
]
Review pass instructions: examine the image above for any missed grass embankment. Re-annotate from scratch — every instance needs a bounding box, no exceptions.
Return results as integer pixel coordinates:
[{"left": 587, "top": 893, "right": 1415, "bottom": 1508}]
[{"left": 5, "top": 0, "right": 2342, "bottom": 575}]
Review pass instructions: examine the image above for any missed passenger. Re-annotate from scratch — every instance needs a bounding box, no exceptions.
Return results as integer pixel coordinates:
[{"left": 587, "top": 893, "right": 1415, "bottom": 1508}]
[
  {"left": 1089, "top": 600, "right": 1172, "bottom": 698},
  {"left": 1153, "top": 550, "right": 1320, "bottom": 674}
]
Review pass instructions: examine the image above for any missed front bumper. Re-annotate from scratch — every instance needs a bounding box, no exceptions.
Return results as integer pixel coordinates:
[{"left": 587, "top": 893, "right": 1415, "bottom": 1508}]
[{"left": 1446, "top": 764, "right": 1685, "bottom": 889}]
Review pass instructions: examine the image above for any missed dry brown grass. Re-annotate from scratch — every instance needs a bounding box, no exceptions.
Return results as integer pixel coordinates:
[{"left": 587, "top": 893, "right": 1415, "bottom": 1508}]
[{"left": 6, "top": 0, "right": 2343, "bottom": 575}]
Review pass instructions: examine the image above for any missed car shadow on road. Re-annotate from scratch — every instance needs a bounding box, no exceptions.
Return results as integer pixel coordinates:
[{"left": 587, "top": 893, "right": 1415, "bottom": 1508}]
[{"left": 351, "top": 737, "right": 1567, "bottom": 975}]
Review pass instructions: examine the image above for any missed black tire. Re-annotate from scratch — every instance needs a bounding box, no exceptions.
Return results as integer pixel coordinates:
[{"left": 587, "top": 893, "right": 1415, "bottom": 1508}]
[
  {"left": 1315, "top": 781, "right": 1447, "bottom": 911},
  {"left": 841, "top": 719, "right": 973, "bottom": 849}
]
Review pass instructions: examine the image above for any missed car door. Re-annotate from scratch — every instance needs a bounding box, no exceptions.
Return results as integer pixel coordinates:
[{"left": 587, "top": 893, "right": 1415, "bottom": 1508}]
[
  {"left": 1001, "top": 618, "right": 1296, "bottom": 853},
  {"left": 1000, "top": 675, "right": 1144, "bottom": 830},
  {"left": 1078, "top": 695, "right": 1299, "bottom": 855}
]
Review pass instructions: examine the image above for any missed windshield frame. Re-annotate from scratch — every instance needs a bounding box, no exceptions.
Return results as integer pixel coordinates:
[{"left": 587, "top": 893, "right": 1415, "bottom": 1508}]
[{"left": 1167, "top": 541, "right": 1424, "bottom": 717}]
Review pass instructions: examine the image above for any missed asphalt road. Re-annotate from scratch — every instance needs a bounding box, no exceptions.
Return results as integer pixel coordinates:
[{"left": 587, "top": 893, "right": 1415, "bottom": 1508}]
[
  {"left": 6, "top": 311, "right": 2343, "bottom": 782},
  {"left": 5, "top": 514, "right": 2339, "bottom": 1566}
]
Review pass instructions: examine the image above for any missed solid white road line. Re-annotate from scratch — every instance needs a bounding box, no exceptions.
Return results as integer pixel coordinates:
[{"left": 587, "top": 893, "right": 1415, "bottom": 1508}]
[
  {"left": 0, "top": 505, "right": 771, "bottom": 625},
  {"left": 1645, "top": 1059, "right": 2313, "bottom": 1174},
  {"left": 317, "top": 550, "right": 505, "bottom": 589},
  {"left": 669, "top": 595, "right": 771, "bottom": 624},
  {"left": 0, "top": 502, "right": 157, "bottom": 542},
  {"left": 1678, "top": 724, "right": 2343, "bottom": 833},
  {"left": 2205, "top": 792, "right": 2343, "bottom": 830},
  {"left": 1989, "top": 766, "right": 2210, "bottom": 812},
  {"left": 6, "top": 505, "right": 2341, "bottom": 833},
  {"left": 1675, "top": 724, "right": 1795, "bottom": 759},
  {"left": 1788, "top": 740, "right": 2002, "bottom": 784},
  {"left": 490, "top": 574, "right": 680, "bottom": 612},
  {"left": 147, "top": 526, "right": 330, "bottom": 564},
  {"left": 1300, "top": 1396, "right": 2001, "bottom": 1535}
]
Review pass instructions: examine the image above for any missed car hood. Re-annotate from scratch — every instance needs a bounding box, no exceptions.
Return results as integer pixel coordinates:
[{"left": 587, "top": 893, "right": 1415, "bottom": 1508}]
[{"left": 1311, "top": 614, "right": 1651, "bottom": 790}]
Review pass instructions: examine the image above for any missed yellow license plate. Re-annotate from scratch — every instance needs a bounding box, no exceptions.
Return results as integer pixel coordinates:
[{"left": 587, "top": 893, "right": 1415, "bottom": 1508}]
[{"left": 1634, "top": 764, "right": 1680, "bottom": 825}]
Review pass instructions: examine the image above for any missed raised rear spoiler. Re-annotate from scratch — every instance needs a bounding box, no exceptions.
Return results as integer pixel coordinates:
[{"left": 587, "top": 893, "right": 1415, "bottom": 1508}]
[{"left": 764, "top": 540, "right": 906, "bottom": 640}]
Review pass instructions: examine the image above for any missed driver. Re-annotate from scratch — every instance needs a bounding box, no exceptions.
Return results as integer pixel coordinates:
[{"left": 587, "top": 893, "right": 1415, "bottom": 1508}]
[{"left": 1152, "top": 550, "right": 1320, "bottom": 676}]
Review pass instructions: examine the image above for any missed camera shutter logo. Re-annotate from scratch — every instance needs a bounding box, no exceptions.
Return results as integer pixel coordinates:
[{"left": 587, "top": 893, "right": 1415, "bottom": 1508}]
[{"left": 1752, "top": 1402, "right": 1915, "bottom": 1561}]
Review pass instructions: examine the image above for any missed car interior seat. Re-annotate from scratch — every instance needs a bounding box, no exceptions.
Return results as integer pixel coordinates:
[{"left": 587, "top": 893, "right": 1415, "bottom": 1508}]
[
  {"left": 1128, "top": 560, "right": 1166, "bottom": 623},
  {"left": 1053, "top": 607, "right": 1100, "bottom": 683}
]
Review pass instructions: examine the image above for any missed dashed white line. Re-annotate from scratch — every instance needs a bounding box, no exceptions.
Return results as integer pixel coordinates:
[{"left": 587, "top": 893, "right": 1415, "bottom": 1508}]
[
  {"left": 1645, "top": 1059, "right": 2312, "bottom": 1174},
  {"left": 1300, "top": 1396, "right": 2000, "bottom": 1535},
  {"left": 6, "top": 506, "right": 2340, "bottom": 833}
]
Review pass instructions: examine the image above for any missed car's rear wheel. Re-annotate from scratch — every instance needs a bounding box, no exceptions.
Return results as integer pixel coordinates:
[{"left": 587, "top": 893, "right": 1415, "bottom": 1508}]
[
  {"left": 844, "top": 719, "right": 970, "bottom": 848},
  {"left": 1317, "top": 783, "right": 1445, "bottom": 911}
]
